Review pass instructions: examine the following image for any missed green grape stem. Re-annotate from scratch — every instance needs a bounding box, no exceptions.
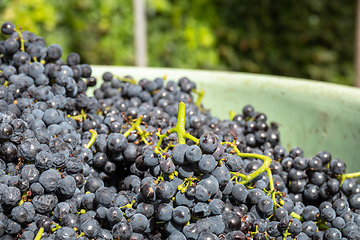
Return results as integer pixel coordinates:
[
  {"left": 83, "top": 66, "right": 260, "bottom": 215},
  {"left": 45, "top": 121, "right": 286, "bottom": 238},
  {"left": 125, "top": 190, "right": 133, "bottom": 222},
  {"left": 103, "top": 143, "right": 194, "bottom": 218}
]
[
  {"left": 229, "top": 110, "right": 236, "bottom": 121},
  {"left": 34, "top": 227, "right": 44, "bottom": 240},
  {"left": 120, "top": 199, "right": 136, "bottom": 209},
  {"left": 192, "top": 88, "right": 205, "bottom": 109},
  {"left": 318, "top": 222, "right": 330, "bottom": 230},
  {"left": 282, "top": 221, "right": 292, "bottom": 240},
  {"left": 290, "top": 212, "right": 304, "bottom": 222},
  {"left": 154, "top": 101, "right": 199, "bottom": 153},
  {"left": 77, "top": 209, "right": 87, "bottom": 214},
  {"left": 67, "top": 109, "right": 87, "bottom": 122},
  {"left": 51, "top": 222, "right": 61, "bottom": 232},
  {"left": 340, "top": 171, "right": 360, "bottom": 186},
  {"left": 18, "top": 191, "right": 30, "bottom": 206},
  {"left": 222, "top": 141, "right": 276, "bottom": 207},
  {"left": 14, "top": 27, "right": 25, "bottom": 52},
  {"left": 123, "top": 116, "right": 151, "bottom": 145},
  {"left": 153, "top": 173, "right": 164, "bottom": 184},
  {"left": 118, "top": 76, "right": 137, "bottom": 85},
  {"left": 178, "top": 176, "right": 201, "bottom": 193},
  {"left": 85, "top": 129, "right": 97, "bottom": 149}
]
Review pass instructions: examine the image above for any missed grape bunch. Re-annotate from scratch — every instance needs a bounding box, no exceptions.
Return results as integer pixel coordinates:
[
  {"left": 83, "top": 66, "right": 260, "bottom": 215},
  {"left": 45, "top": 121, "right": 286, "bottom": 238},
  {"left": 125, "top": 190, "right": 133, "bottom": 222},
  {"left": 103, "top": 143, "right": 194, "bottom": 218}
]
[{"left": 0, "top": 21, "right": 359, "bottom": 240}]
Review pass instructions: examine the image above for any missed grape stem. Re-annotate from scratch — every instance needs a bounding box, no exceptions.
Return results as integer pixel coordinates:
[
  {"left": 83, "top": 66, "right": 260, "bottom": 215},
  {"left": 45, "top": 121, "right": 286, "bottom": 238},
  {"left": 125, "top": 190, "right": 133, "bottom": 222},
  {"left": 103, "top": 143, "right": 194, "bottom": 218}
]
[
  {"left": 123, "top": 116, "right": 151, "bottom": 145},
  {"left": 317, "top": 222, "right": 330, "bottom": 230},
  {"left": 76, "top": 209, "right": 86, "bottom": 214},
  {"left": 229, "top": 110, "right": 236, "bottom": 121},
  {"left": 154, "top": 101, "right": 199, "bottom": 154},
  {"left": 177, "top": 176, "right": 201, "bottom": 193},
  {"left": 51, "top": 222, "right": 61, "bottom": 232},
  {"left": 281, "top": 221, "right": 292, "bottom": 240},
  {"left": 118, "top": 76, "right": 137, "bottom": 85},
  {"left": 222, "top": 141, "right": 276, "bottom": 208},
  {"left": 85, "top": 129, "right": 97, "bottom": 149},
  {"left": 290, "top": 212, "right": 304, "bottom": 222},
  {"left": 120, "top": 199, "right": 136, "bottom": 209},
  {"left": 192, "top": 88, "right": 205, "bottom": 111},
  {"left": 34, "top": 227, "right": 44, "bottom": 240},
  {"left": 67, "top": 109, "right": 87, "bottom": 122},
  {"left": 18, "top": 191, "right": 30, "bottom": 206},
  {"left": 340, "top": 171, "right": 360, "bottom": 186},
  {"left": 14, "top": 27, "right": 25, "bottom": 52}
]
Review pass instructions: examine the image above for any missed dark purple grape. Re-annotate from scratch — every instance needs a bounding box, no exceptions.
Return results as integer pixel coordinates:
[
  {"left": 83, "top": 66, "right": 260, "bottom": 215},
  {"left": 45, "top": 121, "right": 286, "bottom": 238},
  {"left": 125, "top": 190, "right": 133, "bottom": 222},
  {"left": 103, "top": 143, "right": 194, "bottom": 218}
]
[{"left": 1, "top": 22, "right": 15, "bottom": 35}]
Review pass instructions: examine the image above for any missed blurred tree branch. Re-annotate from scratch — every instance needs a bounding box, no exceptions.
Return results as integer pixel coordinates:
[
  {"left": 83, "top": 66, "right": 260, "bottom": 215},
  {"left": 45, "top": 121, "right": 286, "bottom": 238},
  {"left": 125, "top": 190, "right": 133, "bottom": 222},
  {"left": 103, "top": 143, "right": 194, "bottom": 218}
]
[{"left": 356, "top": 0, "right": 360, "bottom": 87}]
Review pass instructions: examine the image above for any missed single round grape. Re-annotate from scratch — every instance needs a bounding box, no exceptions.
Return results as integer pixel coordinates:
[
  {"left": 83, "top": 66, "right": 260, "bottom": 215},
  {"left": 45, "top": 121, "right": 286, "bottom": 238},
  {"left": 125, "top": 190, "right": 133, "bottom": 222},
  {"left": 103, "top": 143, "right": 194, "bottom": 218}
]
[
  {"left": 172, "top": 206, "right": 191, "bottom": 225},
  {"left": 1, "top": 22, "right": 15, "bottom": 35},
  {"left": 323, "top": 228, "right": 342, "bottom": 240}
]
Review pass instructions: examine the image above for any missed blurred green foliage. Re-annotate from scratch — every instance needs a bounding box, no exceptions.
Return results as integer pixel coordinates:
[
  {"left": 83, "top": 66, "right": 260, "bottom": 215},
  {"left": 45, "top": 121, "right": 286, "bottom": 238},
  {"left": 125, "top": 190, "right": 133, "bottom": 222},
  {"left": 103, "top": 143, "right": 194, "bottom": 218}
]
[{"left": 0, "top": 0, "right": 356, "bottom": 85}]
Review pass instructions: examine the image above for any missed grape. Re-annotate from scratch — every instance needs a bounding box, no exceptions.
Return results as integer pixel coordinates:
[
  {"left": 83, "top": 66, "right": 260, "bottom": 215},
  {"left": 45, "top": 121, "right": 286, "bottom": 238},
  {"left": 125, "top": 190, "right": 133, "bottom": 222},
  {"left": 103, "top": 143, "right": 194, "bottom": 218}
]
[
  {"left": 333, "top": 198, "right": 349, "bottom": 216},
  {"left": 341, "top": 211, "right": 355, "bottom": 223},
  {"left": 155, "top": 181, "right": 174, "bottom": 200},
  {"left": 129, "top": 213, "right": 150, "bottom": 233},
  {"left": 154, "top": 203, "right": 173, "bottom": 222},
  {"left": 256, "top": 196, "right": 274, "bottom": 215},
  {"left": 199, "top": 133, "right": 218, "bottom": 154},
  {"left": 11, "top": 202, "right": 35, "bottom": 223},
  {"left": 172, "top": 206, "right": 191, "bottom": 224},
  {"left": 342, "top": 178, "right": 358, "bottom": 195},
  {"left": 274, "top": 207, "right": 288, "bottom": 220},
  {"left": 106, "top": 133, "right": 128, "bottom": 152},
  {"left": 209, "top": 199, "right": 225, "bottom": 215},
  {"left": 95, "top": 187, "right": 115, "bottom": 207},
  {"left": 308, "top": 156, "right": 322, "bottom": 170},
  {"left": 327, "top": 178, "right": 340, "bottom": 194},
  {"left": 316, "top": 150, "right": 331, "bottom": 164},
  {"left": 301, "top": 221, "right": 317, "bottom": 237},
  {"left": 111, "top": 221, "right": 132, "bottom": 240},
  {"left": 288, "top": 219, "right": 302, "bottom": 236},
  {"left": 293, "top": 156, "right": 308, "bottom": 170},
  {"left": 2, "top": 186, "right": 21, "bottom": 206},
  {"left": 159, "top": 157, "right": 176, "bottom": 174},
  {"left": 185, "top": 145, "right": 202, "bottom": 163},
  {"left": 348, "top": 230, "right": 360, "bottom": 240},
  {"left": 198, "top": 154, "right": 217, "bottom": 174},
  {"left": 182, "top": 223, "right": 199, "bottom": 239},
  {"left": 1, "top": 22, "right": 15, "bottom": 35},
  {"left": 330, "top": 158, "right": 346, "bottom": 174},
  {"left": 323, "top": 228, "right": 342, "bottom": 240},
  {"left": 168, "top": 231, "right": 187, "bottom": 240},
  {"left": 96, "top": 229, "right": 113, "bottom": 240},
  {"left": 303, "top": 184, "right": 320, "bottom": 201},
  {"left": 320, "top": 207, "right": 336, "bottom": 222},
  {"left": 193, "top": 184, "right": 210, "bottom": 202},
  {"left": 349, "top": 193, "right": 360, "bottom": 209},
  {"left": 85, "top": 177, "right": 104, "bottom": 193},
  {"left": 266, "top": 221, "right": 281, "bottom": 237},
  {"left": 39, "top": 169, "right": 61, "bottom": 192},
  {"left": 105, "top": 207, "right": 124, "bottom": 226},
  {"left": 225, "top": 154, "right": 243, "bottom": 172},
  {"left": 313, "top": 231, "right": 325, "bottom": 240},
  {"left": 246, "top": 188, "right": 264, "bottom": 205}
]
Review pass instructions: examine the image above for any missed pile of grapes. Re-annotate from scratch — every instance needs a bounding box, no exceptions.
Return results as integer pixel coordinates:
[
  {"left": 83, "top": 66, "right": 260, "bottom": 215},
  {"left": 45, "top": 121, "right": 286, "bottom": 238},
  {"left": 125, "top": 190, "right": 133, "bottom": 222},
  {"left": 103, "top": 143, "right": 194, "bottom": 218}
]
[{"left": 0, "top": 21, "right": 359, "bottom": 240}]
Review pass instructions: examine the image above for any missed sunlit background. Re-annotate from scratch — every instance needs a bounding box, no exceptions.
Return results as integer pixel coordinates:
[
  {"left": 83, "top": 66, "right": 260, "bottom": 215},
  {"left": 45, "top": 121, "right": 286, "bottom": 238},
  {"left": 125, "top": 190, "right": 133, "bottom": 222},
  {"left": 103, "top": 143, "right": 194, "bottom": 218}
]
[{"left": 0, "top": 0, "right": 356, "bottom": 85}]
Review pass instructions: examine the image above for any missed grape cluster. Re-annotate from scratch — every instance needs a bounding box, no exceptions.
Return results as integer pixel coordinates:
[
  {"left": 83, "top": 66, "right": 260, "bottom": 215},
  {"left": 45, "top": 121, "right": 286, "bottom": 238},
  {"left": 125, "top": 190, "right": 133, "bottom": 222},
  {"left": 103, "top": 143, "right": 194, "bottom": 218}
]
[{"left": 0, "top": 21, "right": 359, "bottom": 240}]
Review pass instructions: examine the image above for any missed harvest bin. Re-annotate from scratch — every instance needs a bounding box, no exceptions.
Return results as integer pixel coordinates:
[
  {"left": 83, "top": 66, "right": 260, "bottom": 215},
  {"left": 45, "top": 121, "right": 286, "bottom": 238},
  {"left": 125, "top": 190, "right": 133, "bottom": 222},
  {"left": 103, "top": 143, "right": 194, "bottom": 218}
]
[{"left": 90, "top": 66, "right": 360, "bottom": 173}]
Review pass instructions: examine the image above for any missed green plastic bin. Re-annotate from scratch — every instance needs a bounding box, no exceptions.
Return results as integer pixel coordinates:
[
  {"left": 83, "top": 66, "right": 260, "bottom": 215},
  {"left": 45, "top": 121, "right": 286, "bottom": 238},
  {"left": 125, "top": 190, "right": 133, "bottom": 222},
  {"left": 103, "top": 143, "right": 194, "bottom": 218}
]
[{"left": 90, "top": 66, "right": 360, "bottom": 173}]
